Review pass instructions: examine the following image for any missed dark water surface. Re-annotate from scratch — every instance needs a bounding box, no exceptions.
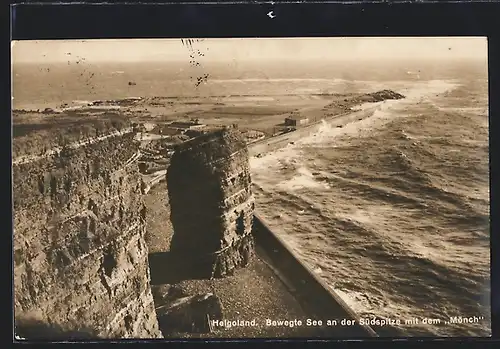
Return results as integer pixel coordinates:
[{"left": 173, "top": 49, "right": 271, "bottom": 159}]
[{"left": 250, "top": 76, "right": 490, "bottom": 337}]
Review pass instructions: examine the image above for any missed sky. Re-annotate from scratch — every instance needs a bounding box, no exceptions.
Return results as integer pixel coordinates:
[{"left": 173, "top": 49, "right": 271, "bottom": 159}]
[{"left": 11, "top": 37, "right": 487, "bottom": 64}]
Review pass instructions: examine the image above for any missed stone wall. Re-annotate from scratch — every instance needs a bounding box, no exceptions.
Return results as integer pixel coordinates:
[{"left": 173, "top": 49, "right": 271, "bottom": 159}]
[
  {"left": 167, "top": 128, "right": 255, "bottom": 278},
  {"left": 13, "top": 118, "right": 162, "bottom": 339}
]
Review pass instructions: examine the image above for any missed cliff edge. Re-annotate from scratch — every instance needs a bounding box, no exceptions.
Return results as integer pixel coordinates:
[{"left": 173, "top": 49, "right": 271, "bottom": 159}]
[{"left": 13, "top": 113, "right": 162, "bottom": 339}]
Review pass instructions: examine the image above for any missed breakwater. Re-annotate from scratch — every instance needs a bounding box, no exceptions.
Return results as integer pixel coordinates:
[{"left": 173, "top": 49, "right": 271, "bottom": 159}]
[
  {"left": 252, "top": 214, "right": 378, "bottom": 337},
  {"left": 248, "top": 106, "right": 380, "bottom": 157}
]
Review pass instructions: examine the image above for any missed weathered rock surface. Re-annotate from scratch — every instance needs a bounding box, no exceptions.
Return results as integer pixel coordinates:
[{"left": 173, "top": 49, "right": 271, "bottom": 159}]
[
  {"left": 13, "top": 116, "right": 162, "bottom": 339},
  {"left": 167, "top": 127, "right": 255, "bottom": 278},
  {"left": 156, "top": 293, "right": 224, "bottom": 334}
]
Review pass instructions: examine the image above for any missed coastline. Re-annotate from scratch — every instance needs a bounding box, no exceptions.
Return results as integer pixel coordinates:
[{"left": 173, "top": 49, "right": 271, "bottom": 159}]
[
  {"left": 140, "top": 104, "right": 386, "bottom": 338},
  {"left": 12, "top": 90, "right": 402, "bottom": 339}
]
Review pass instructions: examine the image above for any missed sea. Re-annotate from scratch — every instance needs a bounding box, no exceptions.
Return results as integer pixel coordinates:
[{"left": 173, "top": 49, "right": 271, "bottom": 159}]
[
  {"left": 12, "top": 58, "right": 490, "bottom": 337},
  {"left": 249, "top": 63, "right": 491, "bottom": 337}
]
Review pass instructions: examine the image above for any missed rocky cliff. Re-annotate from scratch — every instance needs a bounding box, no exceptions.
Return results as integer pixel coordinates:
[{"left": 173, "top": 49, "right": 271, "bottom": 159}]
[
  {"left": 13, "top": 115, "right": 162, "bottom": 339},
  {"left": 167, "top": 127, "right": 255, "bottom": 278}
]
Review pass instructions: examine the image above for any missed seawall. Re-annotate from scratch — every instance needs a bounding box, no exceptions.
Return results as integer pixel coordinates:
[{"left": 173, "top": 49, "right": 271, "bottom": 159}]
[
  {"left": 252, "top": 214, "right": 378, "bottom": 337},
  {"left": 248, "top": 106, "right": 379, "bottom": 157}
]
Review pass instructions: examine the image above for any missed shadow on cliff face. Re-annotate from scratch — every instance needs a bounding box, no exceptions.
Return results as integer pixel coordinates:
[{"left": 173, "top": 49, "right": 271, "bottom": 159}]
[
  {"left": 148, "top": 251, "right": 211, "bottom": 285},
  {"left": 15, "top": 318, "right": 98, "bottom": 341}
]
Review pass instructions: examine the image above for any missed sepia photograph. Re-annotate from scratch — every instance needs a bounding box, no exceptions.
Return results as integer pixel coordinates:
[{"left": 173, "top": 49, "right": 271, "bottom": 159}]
[{"left": 12, "top": 37, "right": 490, "bottom": 339}]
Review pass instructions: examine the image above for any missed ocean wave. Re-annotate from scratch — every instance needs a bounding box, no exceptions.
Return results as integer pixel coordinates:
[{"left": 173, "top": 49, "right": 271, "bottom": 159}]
[
  {"left": 271, "top": 209, "right": 489, "bottom": 336},
  {"left": 249, "top": 143, "right": 302, "bottom": 172},
  {"left": 276, "top": 166, "right": 330, "bottom": 191},
  {"left": 250, "top": 77, "right": 489, "bottom": 336}
]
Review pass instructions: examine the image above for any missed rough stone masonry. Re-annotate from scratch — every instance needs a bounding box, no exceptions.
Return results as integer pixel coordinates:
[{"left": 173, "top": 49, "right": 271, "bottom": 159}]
[
  {"left": 13, "top": 116, "right": 162, "bottom": 339},
  {"left": 167, "top": 127, "right": 255, "bottom": 278}
]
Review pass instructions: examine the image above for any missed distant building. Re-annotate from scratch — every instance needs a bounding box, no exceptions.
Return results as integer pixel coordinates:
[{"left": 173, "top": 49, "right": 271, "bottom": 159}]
[{"left": 284, "top": 115, "right": 309, "bottom": 127}]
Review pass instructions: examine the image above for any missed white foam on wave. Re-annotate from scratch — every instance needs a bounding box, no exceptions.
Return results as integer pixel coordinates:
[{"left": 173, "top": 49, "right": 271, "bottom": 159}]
[
  {"left": 332, "top": 288, "right": 373, "bottom": 315},
  {"left": 249, "top": 143, "right": 301, "bottom": 172},
  {"left": 277, "top": 166, "right": 330, "bottom": 191},
  {"left": 393, "top": 79, "right": 460, "bottom": 106},
  {"left": 298, "top": 79, "right": 460, "bottom": 147},
  {"left": 333, "top": 286, "right": 424, "bottom": 322},
  {"left": 251, "top": 78, "right": 461, "bottom": 182},
  {"left": 297, "top": 105, "right": 396, "bottom": 147},
  {"left": 250, "top": 77, "right": 490, "bottom": 336},
  {"left": 250, "top": 144, "right": 331, "bottom": 191}
]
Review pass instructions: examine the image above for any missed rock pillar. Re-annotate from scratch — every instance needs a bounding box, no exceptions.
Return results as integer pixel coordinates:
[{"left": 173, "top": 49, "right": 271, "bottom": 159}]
[{"left": 167, "top": 128, "right": 255, "bottom": 278}]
